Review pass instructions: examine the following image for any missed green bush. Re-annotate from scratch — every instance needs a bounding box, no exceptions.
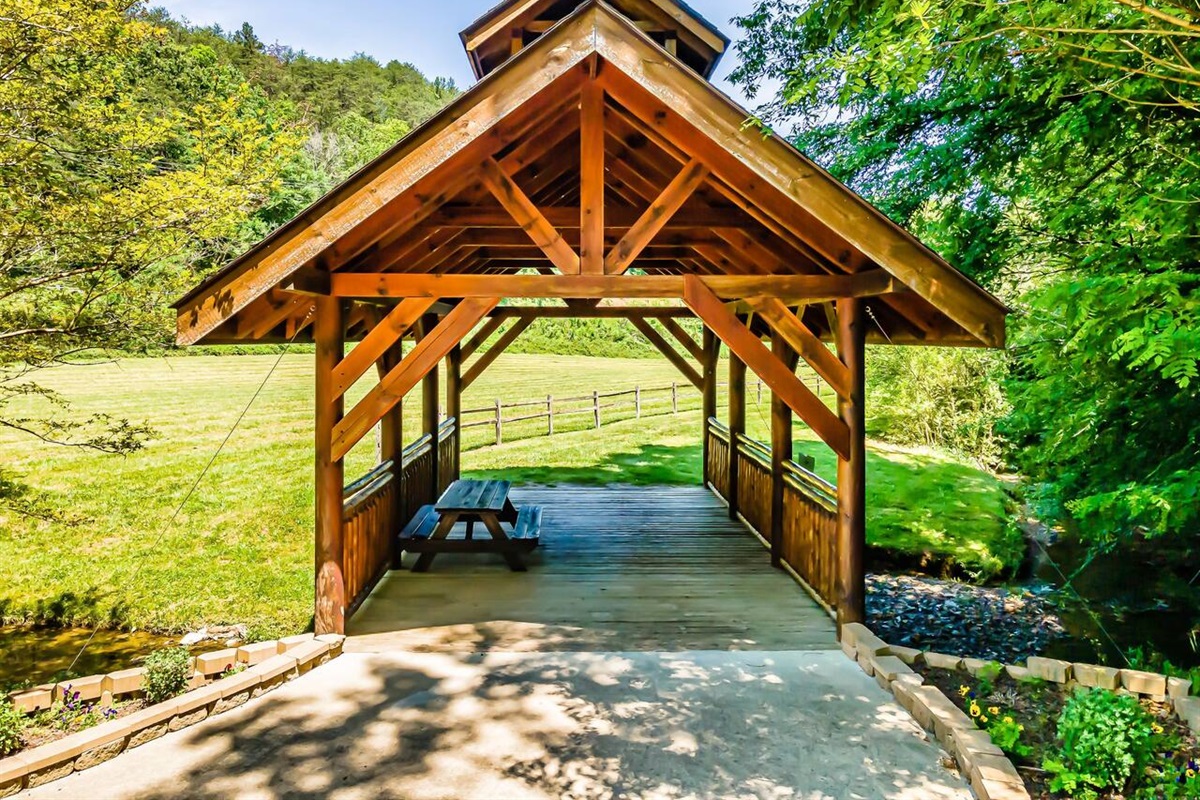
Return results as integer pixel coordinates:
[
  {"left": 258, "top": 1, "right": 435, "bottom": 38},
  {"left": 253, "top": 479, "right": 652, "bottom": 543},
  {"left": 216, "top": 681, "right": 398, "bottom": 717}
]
[
  {"left": 1043, "top": 688, "right": 1157, "bottom": 798},
  {"left": 0, "top": 700, "right": 24, "bottom": 755},
  {"left": 143, "top": 647, "right": 192, "bottom": 704}
]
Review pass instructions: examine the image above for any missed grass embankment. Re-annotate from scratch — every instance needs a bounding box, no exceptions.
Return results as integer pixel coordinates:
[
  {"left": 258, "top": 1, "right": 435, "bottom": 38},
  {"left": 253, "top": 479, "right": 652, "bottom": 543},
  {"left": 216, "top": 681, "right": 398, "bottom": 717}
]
[{"left": 0, "top": 354, "right": 1019, "bottom": 637}]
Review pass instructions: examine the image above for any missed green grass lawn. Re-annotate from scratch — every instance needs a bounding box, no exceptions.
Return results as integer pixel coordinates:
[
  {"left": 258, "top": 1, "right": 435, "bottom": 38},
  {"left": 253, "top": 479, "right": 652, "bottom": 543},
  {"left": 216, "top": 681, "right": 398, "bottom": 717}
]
[{"left": 0, "top": 353, "right": 1019, "bottom": 638}]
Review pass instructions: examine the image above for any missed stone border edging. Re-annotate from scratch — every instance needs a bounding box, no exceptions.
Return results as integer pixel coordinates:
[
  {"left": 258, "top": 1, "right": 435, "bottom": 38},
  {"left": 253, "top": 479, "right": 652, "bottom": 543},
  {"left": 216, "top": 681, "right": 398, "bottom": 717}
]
[
  {"left": 0, "top": 633, "right": 345, "bottom": 797},
  {"left": 840, "top": 623, "right": 1030, "bottom": 800},
  {"left": 840, "top": 623, "right": 1200, "bottom": 800}
]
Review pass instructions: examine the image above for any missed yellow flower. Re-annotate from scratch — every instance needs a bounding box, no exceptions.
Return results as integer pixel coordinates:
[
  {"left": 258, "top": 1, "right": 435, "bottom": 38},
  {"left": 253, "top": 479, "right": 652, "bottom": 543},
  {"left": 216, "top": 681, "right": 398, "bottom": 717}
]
[
  {"left": 1151, "top": 723, "right": 1164, "bottom": 734},
  {"left": 1003, "top": 716, "right": 1014, "bottom": 724},
  {"left": 980, "top": 716, "right": 989, "bottom": 723},
  {"left": 1187, "top": 769, "right": 1196, "bottom": 779},
  {"left": 988, "top": 706, "right": 1000, "bottom": 716},
  {"left": 969, "top": 703, "right": 981, "bottom": 717},
  {"left": 959, "top": 686, "right": 970, "bottom": 697}
]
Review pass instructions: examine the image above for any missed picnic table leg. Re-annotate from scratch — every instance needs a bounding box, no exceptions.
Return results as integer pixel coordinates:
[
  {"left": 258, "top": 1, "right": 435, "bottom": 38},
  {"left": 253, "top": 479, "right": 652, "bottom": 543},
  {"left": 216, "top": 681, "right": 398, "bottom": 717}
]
[
  {"left": 412, "top": 512, "right": 458, "bottom": 573},
  {"left": 500, "top": 497, "right": 518, "bottom": 525},
  {"left": 465, "top": 519, "right": 475, "bottom": 541},
  {"left": 481, "top": 513, "right": 526, "bottom": 572}
]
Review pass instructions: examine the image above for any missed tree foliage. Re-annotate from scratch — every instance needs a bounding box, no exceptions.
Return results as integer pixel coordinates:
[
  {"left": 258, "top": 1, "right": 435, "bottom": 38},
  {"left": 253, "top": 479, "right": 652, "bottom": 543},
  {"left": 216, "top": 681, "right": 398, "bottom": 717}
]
[
  {"left": 732, "top": 0, "right": 1200, "bottom": 544},
  {"left": 0, "top": 2, "right": 455, "bottom": 511}
]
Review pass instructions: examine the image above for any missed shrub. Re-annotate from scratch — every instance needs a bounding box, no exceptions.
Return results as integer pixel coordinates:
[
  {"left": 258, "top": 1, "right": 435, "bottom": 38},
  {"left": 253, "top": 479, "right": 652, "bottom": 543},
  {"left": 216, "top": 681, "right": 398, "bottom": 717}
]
[
  {"left": 1043, "top": 688, "right": 1157, "bottom": 798},
  {"left": 143, "top": 647, "right": 191, "bottom": 704},
  {"left": 0, "top": 700, "right": 23, "bottom": 755}
]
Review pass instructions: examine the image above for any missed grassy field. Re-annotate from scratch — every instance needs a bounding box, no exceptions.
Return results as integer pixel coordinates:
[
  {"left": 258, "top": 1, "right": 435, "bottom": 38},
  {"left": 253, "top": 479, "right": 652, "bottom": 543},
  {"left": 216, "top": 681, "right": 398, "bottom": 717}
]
[{"left": 0, "top": 353, "right": 1020, "bottom": 638}]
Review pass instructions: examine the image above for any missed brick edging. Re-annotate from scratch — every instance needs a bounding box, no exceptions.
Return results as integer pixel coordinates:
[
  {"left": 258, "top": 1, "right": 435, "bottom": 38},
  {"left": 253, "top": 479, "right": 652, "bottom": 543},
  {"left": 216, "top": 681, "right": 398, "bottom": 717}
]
[{"left": 0, "top": 633, "right": 344, "bottom": 797}]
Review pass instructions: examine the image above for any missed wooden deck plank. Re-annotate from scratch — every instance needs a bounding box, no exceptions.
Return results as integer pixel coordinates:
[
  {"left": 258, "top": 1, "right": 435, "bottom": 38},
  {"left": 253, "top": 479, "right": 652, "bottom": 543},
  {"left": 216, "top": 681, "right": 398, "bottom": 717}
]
[{"left": 348, "top": 485, "right": 838, "bottom": 652}]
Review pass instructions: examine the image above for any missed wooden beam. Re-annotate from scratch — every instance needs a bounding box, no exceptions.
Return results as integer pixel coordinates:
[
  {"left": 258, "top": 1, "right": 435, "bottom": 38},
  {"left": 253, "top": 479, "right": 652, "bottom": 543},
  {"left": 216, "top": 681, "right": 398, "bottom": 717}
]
[
  {"left": 376, "top": 342, "right": 405, "bottom": 569},
  {"left": 330, "top": 297, "right": 435, "bottom": 401},
  {"left": 490, "top": 306, "right": 694, "bottom": 318},
  {"left": 835, "top": 298, "right": 867, "bottom": 628},
  {"left": 748, "top": 296, "right": 852, "bottom": 400},
  {"left": 580, "top": 77, "right": 605, "bottom": 274},
  {"left": 314, "top": 296, "right": 345, "bottom": 636},
  {"left": 332, "top": 298, "right": 498, "bottom": 461},
  {"left": 480, "top": 157, "right": 581, "bottom": 275},
  {"left": 683, "top": 276, "right": 850, "bottom": 460},
  {"left": 658, "top": 316, "right": 704, "bottom": 361},
  {"left": 425, "top": 206, "right": 750, "bottom": 229},
  {"left": 701, "top": 326, "right": 718, "bottom": 485},
  {"left": 329, "top": 272, "right": 901, "bottom": 302},
  {"left": 605, "top": 158, "right": 710, "bottom": 274},
  {"left": 628, "top": 317, "right": 702, "bottom": 389},
  {"left": 446, "top": 344, "right": 462, "bottom": 482},
  {"left": 462, "top": 316, "right": 534, "bottom": 389},
  {"left": 461, "top": 315, "right": 507, "bottom": 359},
  {"left": 420, "top": 313, "right": 441, "bottom": 499}
]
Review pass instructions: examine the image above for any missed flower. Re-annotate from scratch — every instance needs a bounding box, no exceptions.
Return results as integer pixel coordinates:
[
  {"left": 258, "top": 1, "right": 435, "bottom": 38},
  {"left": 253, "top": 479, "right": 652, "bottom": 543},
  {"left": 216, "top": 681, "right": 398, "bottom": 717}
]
[
  {"left": 969, "top": 702, "right": 981, "bottom": 718},
  {"left": 988, "top": 706, "right": 1000, "bottom": 716},
  {"left": 980, "top": 715, "right": 989, "bottom": 723},
  {"left": 958, "top": 686, "right": 970, "bottom": 697},
  {"left": 1151, "top": 723, "right": 1164, "bottom": 734},
  {"left": 1003, "top": 716, "right": 1014, "bottom": 724}
]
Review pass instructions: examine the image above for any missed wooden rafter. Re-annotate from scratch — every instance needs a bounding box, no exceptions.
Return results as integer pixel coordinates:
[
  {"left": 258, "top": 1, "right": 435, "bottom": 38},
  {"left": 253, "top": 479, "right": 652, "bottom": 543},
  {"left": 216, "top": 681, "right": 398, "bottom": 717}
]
[
  {"left": 329, "top": 297, "right": 436, "bottom": 401},
  {"left": 628, "top": 317, "right": 702, "bottom": 388},
  {"left": 658, "top": 316, "right": 703, "bottom": 361},
  {"left": 480, "top": 157, "right": 581, "bottom": 275},
  {"left": 332, "top": 297, "right": 498, "bottom": 460},
  {"left": 748, "top": 296, "right": 851, "bottom": 400},
  {"left": 462, "top": 316, "right": 534, "bottom": 389},
  {"left": 682, "top": 276, "right": 850, "bottom": 459},
  {"left": 605, "top": 158, "right": 710, "bottom": 274},
  {"left": 461, "top": 315, "right": 507, "bottom": 359}
]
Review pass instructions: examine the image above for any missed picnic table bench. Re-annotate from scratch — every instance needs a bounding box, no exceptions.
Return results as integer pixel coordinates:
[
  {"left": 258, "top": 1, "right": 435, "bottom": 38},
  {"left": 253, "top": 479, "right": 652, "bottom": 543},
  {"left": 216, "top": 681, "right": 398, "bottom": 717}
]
[{"left": 398, "top": 479, "right": 541, "bottom": 572}]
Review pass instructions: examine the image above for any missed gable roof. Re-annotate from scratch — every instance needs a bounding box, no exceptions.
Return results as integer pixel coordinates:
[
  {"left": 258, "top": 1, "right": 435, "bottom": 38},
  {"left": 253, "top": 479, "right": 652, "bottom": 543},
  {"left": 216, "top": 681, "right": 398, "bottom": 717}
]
[{"left": 176, "top": 0, "right": 1007, "bottom": 349}]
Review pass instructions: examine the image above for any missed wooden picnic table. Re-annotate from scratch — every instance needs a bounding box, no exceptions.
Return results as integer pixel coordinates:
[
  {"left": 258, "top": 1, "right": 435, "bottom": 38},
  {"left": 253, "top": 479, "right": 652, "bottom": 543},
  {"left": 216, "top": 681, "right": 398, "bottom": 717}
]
[{"left": 398, "top": 479, "right": 541, "bottom": 572}]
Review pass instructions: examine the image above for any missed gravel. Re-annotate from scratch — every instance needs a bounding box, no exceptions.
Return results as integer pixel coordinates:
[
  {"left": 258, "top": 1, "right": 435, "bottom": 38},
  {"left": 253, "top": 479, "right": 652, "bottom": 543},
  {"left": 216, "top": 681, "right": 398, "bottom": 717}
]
[{"left": 866, "top": 573, "right": 1065, "bottom": 664}]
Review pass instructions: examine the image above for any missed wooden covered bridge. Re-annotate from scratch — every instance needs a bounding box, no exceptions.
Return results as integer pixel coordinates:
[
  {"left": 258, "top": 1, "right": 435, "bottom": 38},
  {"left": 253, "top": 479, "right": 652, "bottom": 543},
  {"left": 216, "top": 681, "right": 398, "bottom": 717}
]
[{"left": 174, "top": 0, "right": 1007, "bottom": 640}]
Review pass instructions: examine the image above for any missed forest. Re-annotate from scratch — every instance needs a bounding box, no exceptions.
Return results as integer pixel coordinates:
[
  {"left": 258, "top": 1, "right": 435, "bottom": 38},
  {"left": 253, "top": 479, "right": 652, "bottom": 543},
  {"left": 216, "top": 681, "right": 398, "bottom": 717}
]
[{"left": 0, "top": 2, "right": 1196, "bottom": 659}]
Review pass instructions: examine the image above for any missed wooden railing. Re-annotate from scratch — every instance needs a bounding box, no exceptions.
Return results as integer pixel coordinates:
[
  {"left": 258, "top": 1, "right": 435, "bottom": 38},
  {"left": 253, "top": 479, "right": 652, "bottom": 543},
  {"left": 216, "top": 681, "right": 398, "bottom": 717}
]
[
  {"left": 342, "top": 460, "right": 396, "bottom": 615},
  {"left": 341, "top": 418, "right": 463, "bottom": 616},
  {"left": 437, "top": 417, "right": 457, "bottom": 494},
  {"left": 705, "top": 417, "right": 839, "bottom": 614}
]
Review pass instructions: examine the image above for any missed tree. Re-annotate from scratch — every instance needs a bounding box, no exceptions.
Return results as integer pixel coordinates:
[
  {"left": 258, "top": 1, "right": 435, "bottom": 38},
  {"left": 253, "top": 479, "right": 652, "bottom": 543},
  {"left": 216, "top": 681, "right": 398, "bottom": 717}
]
[
  {"left": 0, "top": 0, "right": 299, "bottom": 509},
  {"left": 731, "top": 0, "right": 1200, "bottom": 545}
]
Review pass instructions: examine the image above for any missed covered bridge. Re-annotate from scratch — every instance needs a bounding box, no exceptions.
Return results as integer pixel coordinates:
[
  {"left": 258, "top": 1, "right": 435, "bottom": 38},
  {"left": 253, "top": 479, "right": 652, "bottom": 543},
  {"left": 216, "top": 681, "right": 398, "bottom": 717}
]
[{"left": 174, "top": 0, "right": 1007, "bottom": 639}]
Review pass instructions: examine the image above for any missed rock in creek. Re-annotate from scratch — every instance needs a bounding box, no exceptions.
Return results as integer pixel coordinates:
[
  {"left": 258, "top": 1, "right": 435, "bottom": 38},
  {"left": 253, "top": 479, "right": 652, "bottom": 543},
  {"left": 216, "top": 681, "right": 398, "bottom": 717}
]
[{"left": 867, "top": 573, "right": 1065, "bottom": 664}]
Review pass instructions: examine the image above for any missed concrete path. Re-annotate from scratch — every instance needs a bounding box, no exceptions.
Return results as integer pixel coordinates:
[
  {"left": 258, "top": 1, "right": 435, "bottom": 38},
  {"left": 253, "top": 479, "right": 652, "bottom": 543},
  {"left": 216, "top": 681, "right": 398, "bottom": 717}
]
[{"left": 22, "top": 650, "right": 970, "bottom": 800}]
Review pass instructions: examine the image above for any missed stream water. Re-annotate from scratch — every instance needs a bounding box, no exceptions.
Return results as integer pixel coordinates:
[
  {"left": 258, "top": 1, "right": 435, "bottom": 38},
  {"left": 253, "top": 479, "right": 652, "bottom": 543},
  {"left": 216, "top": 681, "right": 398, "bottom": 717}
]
[
  {"left": 0, "top": 627, "right": 188, "bottom": 690},
  {"left": 1031, "top": 529, "right": 1199, "bottom": 669}
]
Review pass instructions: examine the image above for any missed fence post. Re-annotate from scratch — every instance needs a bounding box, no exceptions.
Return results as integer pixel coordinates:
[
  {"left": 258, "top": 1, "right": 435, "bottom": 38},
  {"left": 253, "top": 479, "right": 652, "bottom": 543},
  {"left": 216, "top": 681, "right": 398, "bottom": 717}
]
[
  {"left": 547, "top": 395, "right": 553, "bottom": 436},
  {"left": 635, "top": 386, "right": 641, "bottom": 419},
  {"left": 671, "top": 382, "right": 678, "bottom": 413},
  {"left": 757, "top": 379, "right": 763, "bottom": 403},
  {"left": 593, "top": 390, "right": 601, "bottom": 428},
  {"left": 494, "top": 398, "right": 502, "bottom": 446}
]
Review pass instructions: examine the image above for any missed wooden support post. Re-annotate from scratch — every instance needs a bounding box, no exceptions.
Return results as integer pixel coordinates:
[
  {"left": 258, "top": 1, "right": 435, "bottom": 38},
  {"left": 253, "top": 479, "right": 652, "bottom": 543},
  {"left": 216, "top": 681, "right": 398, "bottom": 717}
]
[
  {"left": 377, "top": 342, "right": 405, "bottom": 569},
  {"left": 701, "top": 327, "right": 717, "bottom": 486},
  {"left": 420, "top": 314, "right": 440, "bottom": 501},
  {"left": 770, "top": 332, "right": 793, "bottom": 569},
  {"left": 836, "top": 298, "right": 867, "bottom": 627},
  {"left": 446, "top": 344, "right": 462, "bottom": 481},
  {"left": 728, "top": 353, "right": 746, "bottom": 519},
  {"left": 314, "top": 296, "right": 345, "bottom": 636}
]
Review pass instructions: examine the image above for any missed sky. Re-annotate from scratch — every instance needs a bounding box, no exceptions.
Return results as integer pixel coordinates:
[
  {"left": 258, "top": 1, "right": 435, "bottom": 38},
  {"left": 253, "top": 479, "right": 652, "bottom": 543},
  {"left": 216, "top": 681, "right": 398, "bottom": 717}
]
[{"left": 152, "top": 0, "right": 763, "bottom": 106}]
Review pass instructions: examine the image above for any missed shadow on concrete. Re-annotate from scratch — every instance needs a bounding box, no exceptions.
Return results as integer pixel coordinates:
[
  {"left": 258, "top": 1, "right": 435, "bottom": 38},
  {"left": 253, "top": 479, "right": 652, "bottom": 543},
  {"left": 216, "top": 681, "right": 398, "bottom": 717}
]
[{"left": 55, "top": 649, "right": 970, "bottom": 800}]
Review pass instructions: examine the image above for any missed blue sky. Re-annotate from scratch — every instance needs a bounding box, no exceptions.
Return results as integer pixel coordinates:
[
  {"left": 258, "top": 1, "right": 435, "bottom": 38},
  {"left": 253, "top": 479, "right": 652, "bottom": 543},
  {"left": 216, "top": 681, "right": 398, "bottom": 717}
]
[{"left": 153, "top": 0, "right": 762, "bottom": 106}]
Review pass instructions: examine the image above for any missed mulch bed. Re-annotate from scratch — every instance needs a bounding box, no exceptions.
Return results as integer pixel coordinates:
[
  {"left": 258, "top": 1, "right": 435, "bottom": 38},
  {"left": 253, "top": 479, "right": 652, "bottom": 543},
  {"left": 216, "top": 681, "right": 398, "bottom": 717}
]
[
  {"left": 15, "top": 698, "right": 146, "bottom": 752},
  {"left": 917, "top": 665, "right": 1199, "bottom": 799}
]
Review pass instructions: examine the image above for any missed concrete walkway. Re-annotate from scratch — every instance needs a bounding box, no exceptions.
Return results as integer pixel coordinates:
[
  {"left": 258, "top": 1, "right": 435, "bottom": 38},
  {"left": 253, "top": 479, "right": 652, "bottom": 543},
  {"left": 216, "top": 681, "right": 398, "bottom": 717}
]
[{"left": 22, "top": 649, "right": 970, "bottom": 800}]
